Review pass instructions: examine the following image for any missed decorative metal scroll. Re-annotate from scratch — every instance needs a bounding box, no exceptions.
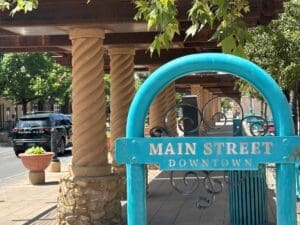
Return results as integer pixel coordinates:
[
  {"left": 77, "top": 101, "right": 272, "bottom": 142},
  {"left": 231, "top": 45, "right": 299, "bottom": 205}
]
[
  {"left": 202, "top": 96, "right": 244, "bottom": 131},
  {"left": 149, "top": 97, "right": 273, "bottom": 209},
  {"left": 241, "top": 115, "right": 270, "bottom": 136},
  {"left": 163, "top": 103, "right": 204, "bottom": 136}
]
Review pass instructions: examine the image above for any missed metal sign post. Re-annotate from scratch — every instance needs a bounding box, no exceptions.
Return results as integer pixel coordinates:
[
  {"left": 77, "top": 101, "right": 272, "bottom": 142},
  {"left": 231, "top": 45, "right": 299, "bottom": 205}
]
[{"left": 115, "top": 53, "right": 299, "bottom": 225}]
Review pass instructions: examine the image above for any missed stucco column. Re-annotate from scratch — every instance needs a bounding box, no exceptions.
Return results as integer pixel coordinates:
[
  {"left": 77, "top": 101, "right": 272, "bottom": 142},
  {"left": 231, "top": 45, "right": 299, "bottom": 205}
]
[
  {"left": 203, "top": 89, "right": 213, "bottom": 126},
  {"left": 191, "top": 85, "right": 205, "bottom": 134},
  {"left": 191, "top": 85, "right": 204, "bottom": 109},
  {"left": 149, "top": 92, "right": 167, "bottom": 128},
  {"left": 58, "top": 27, "right": 122, "bottom": 225},
  {"left": 70, "top": 28, "right": 110, "bottom": 177},
  {"left": 212, "top": 94, "right": 219, "bottom": 123},
  {"left": 212, "top": 94, "right": 217, "bottom": 114},
  {"left": 108, "top": 47, "right": 135, "bottom": 200},
  {"left": 148, "top": 66, "right": 166, "bottom": 173},
  {"left": 217, "top": 96, "right": 221, "bottom": 113},
  {"left": 108, "top": 47, "right": 135, "bottom": 169},
  {"left": 149, "top": 66, "right": 167, "bottom": 130},
  {"left": 164, "top": 83, "right": 178, "bottom": 136}
]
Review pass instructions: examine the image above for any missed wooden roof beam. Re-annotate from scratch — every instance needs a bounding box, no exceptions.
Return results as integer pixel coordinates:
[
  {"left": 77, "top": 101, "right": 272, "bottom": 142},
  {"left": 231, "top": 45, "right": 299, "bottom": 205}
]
[
  {"left": 0, "top": 0, "right": 282, "bottom": 27},
  {"left": 176, "top": 75, "right": 237, "bottom": 84}
]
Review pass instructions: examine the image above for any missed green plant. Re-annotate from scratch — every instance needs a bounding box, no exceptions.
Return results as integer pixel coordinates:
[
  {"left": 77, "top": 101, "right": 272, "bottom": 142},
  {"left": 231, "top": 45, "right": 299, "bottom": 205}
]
[{"left": 25, "top": 146, "right": 46, "bottom": 155}]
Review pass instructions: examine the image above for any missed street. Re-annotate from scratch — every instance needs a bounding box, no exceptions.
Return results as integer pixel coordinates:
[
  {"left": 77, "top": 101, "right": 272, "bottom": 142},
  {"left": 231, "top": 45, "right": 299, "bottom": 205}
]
[
  {"left": 0, "top": 147, "right": 26, "bottom": 181},
  {"left": 0, "top": 146, "right": 72, "bottom": 183}
]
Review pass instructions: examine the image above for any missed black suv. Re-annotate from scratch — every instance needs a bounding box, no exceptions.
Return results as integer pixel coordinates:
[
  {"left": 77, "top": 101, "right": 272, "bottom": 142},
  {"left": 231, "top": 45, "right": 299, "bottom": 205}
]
[{"left": 11, "top": 112, "right": 72, "bottom": 156}]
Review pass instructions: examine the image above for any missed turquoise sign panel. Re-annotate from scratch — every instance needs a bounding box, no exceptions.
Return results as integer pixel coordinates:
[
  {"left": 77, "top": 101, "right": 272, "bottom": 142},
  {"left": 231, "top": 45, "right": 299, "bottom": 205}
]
[{"left": 116, "top": 136, "right": 300, "bottom": 170}]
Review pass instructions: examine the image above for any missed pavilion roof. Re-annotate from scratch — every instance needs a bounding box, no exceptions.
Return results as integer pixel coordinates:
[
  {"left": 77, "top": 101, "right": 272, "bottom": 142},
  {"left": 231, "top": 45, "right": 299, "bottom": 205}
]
[{"left": 0, "top": 0, "right": 283, "bottom": 97}]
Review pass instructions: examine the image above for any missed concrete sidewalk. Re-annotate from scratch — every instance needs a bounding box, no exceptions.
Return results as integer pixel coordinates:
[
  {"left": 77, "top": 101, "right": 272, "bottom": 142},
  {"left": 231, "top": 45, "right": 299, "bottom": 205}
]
[
  {"left": 0, "top": 157, "right": 71, "bottom": 225},
  {"left": 0, "top": 155, "right": 159, "bottom": 225}
]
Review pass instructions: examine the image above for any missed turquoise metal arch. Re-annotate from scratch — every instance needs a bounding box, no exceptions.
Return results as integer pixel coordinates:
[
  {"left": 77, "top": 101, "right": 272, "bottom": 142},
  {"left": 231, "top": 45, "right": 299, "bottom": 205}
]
[{"left": 125, "top": 53, "right": 296, "bottom": 225}]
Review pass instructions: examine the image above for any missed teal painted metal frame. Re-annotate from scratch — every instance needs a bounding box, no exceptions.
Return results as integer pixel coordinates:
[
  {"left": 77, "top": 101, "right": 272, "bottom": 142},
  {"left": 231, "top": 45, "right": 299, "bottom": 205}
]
[
  {"left": 123, "top": 53, "right": 296, "bottom": 225},
  {"left": 116, "top": 136, "right": 299, "bottom": 170}
]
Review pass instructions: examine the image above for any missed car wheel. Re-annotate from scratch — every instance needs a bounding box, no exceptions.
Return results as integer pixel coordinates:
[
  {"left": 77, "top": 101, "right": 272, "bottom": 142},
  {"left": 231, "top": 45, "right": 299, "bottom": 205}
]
[
  {"left": 14, "top": 150, "right": 22, "bottom": 157},
  {"left": 58, "top": 138, "right": 65, "bottom": 155},
  {"left": 13, "top": 147, "right": 24, "bottom": 157}
]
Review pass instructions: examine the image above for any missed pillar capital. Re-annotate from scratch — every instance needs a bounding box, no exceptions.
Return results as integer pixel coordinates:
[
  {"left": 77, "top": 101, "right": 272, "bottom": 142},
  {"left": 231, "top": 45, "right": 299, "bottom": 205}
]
[
  {"left": 108, "top": 47, "right": 135, "bottom": 56},
  {"left": 69, "top": 27, "right": 105, "bottom": 40}
]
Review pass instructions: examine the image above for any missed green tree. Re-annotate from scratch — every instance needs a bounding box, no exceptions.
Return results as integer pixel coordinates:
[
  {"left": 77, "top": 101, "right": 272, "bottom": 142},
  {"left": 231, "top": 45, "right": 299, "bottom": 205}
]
[
  {"left": 32, "top": 63, "right": 71, "bottom": 108},
  {"left": 0, "top": 0, "right": 38, "bottom": 15},
  {"left": 221, "top": 98, "right": 232, "bottom": 112},
  {"left": 238, "top": 0, "right": 300, "bottom": 126},
  {"left": 104, "top": 73, "right": 110, "bottom": 115},
  {"left": 0, "top": 53, "right": 71, "bottom": 114},
  {"left": 239, "top": 0, "right": 300, "bottom": 95}
]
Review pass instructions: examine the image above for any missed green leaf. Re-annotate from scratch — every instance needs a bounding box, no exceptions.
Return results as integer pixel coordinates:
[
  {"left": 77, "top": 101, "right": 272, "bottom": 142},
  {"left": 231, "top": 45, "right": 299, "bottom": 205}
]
[
  {"left": 24, "top": 2, "right": 33, "bottom": 13},
  {"left": 160, "top": 0, "right": 168, "bottom": 6},
  {"left": 219, "top": 35, "right": 236, "bottom": 53},
  {"left": 213, "top": 0, "right": 225, "bottom": 6},
  {"left": 208, "top": 30, "right": 220, "bottom": 41},
  {"left": 185, "top": 23, "right": 199, "bottom": 38},
  {"left": 233, "top": 45, "right": 248, "bottom": 58},
  {"left": 147, "top": 17, "right": 156, "bottom": 30}
]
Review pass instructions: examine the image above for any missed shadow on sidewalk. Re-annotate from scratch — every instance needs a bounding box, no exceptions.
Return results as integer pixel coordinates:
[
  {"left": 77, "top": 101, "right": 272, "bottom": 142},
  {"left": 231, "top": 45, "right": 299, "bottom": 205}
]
[
  {"left": 12, "top": 205, "right": 57, "bottom": 225},
  {"left": 43, "top": 181, "right": 59, "bottom": 185}
]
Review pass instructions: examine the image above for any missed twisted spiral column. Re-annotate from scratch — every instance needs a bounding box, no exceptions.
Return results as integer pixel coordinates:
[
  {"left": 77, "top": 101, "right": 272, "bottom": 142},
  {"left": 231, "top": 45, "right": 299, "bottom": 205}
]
[
  {"left": 149, "top": 91, "right": 167, "bottom": 127},
  {"left": 191, "top": 85, "right": 204, "bottom": 109},
  {"left": 203, "top": 89, "right": 213, "bottom": 125},
  {"left": 164, "top": 83, "right": 178, "bottom": 136},
  {"left": 108, "top": 47, "right": 135, "bottom": 173},
  {"left": 212, "top": 94, "right": 219, "bottom": 115},
  {"left": 191, "top": 85, "right": 205, "bottom": 133},
  {"left": 149, "top": 66, "right": 168, "bottom": 129},
  {"left": 217, "top": 96, "right": 222, "bottom": 113},
  {"left": 70, "top": 28, "right": 110, "bottom": 177}
]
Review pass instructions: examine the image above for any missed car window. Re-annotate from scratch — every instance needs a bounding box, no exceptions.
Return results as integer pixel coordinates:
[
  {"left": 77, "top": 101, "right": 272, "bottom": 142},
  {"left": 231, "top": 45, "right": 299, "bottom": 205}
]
[
  {"left": 55, "top": 119, "right": 63, "bottom": 126},
  {"left": 17, "top": 118, "right": 51, "bottom": 128},
  {"left": 61, "top": 119, "right": 71, "bottom": 125}
]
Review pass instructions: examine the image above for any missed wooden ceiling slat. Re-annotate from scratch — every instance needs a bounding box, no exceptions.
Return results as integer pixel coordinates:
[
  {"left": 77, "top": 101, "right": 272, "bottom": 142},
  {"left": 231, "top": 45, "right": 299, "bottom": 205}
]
[{"left": 0, "top": 47, "right": 69, "bottom": 53}]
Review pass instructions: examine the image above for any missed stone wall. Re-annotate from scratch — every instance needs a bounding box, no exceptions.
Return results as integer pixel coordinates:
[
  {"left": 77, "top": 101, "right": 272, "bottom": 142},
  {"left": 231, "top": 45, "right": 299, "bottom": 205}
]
[{"left": 57, "top": 174, "right": 122, "bottom": 225}]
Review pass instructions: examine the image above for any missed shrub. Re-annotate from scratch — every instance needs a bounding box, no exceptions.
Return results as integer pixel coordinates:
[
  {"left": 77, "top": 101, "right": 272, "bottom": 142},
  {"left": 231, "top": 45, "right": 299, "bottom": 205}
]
[{"left": 25, "top": 146, "right": 46, "bottom": 155}]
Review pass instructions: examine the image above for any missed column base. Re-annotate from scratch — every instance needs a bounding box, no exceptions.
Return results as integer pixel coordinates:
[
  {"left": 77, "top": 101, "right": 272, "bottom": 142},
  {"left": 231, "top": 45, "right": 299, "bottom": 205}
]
[
  {"left": 111, "top": 165, "right": 126, "bottom": 200},
  {"left": 48, "top": 161, "right": 61, "bottom": 172},
  {"left": 29, "top": 171, "right": 45, "bottom": 185},
  {"left": 57, "top": 173, "right": 122, "bottom": 225}
]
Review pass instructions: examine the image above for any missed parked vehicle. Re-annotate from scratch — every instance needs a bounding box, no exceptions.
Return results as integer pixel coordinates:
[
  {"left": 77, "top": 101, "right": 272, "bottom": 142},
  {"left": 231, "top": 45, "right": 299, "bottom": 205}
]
[{"left": 11, "top": 112, "right": 72, "bottom": 156}]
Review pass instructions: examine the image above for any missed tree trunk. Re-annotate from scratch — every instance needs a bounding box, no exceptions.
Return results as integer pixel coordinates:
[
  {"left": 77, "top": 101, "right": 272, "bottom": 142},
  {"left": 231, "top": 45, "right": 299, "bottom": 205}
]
[
  {"left": 15, "top": 105, "right": 18, "bottom": 120},
  {"left": 22, "top": 100, "right": 27, "bottom": 115},
  {"left": 61, "top": 96, "right": 71, "bottom": 114},
  {"left": 50, "top": 103, "right": 54, "bottom": 112},
  {"left": 37, "top": 101, "right": 44, "bottom": 111},
  {"left": 264, "top": 102, "right": 268, "bottom": 119},
  {"left": 289, "top": 88, "right": 297, "bottom": 134},
  {"left": 296, "top": 82, "right": 299, "bottom": 135},
  {"left": 260, "top": 100, "right": 264, "bottom": 117}
]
